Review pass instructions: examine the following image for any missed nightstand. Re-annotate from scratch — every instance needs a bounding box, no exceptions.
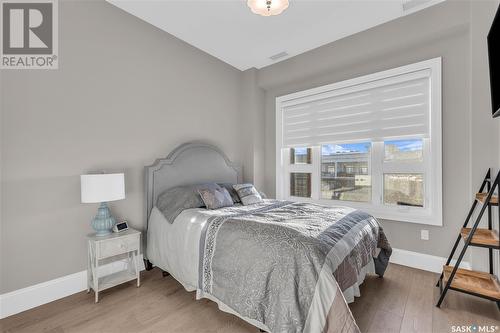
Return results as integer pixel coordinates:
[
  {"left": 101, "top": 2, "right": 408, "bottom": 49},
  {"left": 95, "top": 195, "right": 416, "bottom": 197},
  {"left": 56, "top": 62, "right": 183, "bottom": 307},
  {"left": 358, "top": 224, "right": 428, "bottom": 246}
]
[{"left": 87, "top": 228, "right": 141, "bottom": 302}]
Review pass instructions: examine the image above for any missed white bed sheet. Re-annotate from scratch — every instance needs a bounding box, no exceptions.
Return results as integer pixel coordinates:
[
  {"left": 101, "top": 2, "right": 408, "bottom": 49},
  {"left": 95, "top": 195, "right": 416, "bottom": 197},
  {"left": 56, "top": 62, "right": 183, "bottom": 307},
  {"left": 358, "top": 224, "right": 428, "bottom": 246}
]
[{"left": 146, "top": 206, "right": 209, "bottom": 291}]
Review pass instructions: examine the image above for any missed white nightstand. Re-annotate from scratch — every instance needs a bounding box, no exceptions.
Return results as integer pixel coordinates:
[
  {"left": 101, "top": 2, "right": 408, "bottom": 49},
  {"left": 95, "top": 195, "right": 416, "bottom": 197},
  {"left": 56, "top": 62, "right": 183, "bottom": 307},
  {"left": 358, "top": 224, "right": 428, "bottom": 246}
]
[{"left": 87, "top": 228, "right": 141, "bottom": 302}]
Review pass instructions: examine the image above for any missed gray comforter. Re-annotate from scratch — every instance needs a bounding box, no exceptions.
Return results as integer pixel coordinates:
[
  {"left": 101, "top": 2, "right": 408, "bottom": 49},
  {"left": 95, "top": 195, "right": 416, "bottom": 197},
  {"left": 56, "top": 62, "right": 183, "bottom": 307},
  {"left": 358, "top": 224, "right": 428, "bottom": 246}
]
[{"left": 198, "top": 200, "right": 391, "bottom": 333}]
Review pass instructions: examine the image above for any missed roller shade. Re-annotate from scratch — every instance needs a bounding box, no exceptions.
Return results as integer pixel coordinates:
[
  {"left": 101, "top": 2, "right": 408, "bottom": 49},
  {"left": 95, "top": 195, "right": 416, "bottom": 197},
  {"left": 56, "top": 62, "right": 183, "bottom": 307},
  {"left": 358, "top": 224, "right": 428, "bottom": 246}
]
[{"left": 281, "top": 69, "right": 431, "bottom": 147}]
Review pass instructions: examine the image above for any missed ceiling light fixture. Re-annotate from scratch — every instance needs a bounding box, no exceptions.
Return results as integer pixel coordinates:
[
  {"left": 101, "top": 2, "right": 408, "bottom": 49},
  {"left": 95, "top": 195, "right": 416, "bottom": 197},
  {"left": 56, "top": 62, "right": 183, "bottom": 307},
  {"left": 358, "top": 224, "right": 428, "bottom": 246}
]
[{"left": 247, "top": 0, "right": 289, "bottom": 16}]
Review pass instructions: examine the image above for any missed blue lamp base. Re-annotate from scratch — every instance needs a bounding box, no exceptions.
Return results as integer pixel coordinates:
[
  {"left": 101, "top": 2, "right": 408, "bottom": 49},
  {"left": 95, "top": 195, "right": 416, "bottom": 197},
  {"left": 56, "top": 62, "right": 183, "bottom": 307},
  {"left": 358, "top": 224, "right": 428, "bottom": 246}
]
[{"left": 91, "top": 202, "right": 116, "bottom": 236}]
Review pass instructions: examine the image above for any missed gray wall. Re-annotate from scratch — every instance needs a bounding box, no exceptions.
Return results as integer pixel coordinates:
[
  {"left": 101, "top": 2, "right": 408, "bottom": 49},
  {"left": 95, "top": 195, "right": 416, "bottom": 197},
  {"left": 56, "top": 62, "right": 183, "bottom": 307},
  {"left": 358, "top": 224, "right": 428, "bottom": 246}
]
[
  {"left": 468, "top": 0, "right": 500, "bottom": 272},
  {"left": 0, "top": 0, "right": 243, "bottom": 293},
  {"left": 256, "top": 0, "right": 500, "bottom": 260},
  {"left": 239, "top": 69, "right": 266, "bottom": 190},
  {"left": 2, "top": 0, "right": 500, "bottom": 294},
  {"left": 0, "top": 64, "right": 4, "bottom": 293}
]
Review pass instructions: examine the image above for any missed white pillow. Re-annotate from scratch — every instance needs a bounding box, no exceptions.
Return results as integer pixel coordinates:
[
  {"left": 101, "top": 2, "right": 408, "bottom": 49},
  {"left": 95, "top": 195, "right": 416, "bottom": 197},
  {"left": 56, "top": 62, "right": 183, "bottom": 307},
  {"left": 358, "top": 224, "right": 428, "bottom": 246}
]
[{"left": 232, "top": 184, "right": 263, "bottom": 205}]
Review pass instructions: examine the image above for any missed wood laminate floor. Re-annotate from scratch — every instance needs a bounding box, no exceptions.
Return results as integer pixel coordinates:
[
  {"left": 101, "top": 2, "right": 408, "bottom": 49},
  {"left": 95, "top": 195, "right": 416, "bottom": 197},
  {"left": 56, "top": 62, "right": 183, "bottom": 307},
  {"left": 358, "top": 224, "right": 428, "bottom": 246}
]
[{"left": 1, "top": 264, "right": 499, "bottom": 333}]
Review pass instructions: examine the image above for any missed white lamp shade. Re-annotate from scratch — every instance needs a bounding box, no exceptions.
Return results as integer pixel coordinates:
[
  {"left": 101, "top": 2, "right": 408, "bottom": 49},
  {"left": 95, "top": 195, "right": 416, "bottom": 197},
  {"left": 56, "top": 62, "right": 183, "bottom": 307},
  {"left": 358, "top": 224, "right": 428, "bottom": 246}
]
[{"left": 80, "top": 173, "right": 125, "bottom": 203}]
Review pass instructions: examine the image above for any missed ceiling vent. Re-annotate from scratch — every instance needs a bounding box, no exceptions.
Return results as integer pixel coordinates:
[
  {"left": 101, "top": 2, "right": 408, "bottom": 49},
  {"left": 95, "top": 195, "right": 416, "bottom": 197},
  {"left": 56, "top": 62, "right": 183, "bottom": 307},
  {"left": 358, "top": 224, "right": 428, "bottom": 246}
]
[
  {"left": 402, "top": 0, "right": 433, "bottom": 12},
  {"left": 269, "top": 51, "right": 289, "bottom": 61}
]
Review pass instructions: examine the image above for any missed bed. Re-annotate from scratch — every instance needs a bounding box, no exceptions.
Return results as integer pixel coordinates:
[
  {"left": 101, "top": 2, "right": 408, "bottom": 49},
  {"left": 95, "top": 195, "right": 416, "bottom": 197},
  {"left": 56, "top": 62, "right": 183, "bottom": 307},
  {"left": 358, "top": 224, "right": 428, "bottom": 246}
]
[{"left": 144, "top": 142, "right": 392, "bottom": 333}]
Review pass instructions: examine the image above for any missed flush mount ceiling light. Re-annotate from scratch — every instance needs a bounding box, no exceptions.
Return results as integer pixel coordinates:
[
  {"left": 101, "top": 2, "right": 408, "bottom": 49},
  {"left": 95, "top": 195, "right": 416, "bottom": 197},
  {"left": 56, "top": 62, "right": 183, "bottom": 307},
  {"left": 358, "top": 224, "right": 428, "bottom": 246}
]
[{"left": 247, "top": 0, "right": 289, "bottom": 16}]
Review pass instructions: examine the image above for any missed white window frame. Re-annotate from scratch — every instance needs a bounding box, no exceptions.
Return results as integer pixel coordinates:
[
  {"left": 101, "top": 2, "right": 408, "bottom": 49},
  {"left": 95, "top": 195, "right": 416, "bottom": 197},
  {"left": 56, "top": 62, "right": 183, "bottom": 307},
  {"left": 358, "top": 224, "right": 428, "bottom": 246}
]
[{"left": 276, "top": 58, "right": 442, "bottom": 226}]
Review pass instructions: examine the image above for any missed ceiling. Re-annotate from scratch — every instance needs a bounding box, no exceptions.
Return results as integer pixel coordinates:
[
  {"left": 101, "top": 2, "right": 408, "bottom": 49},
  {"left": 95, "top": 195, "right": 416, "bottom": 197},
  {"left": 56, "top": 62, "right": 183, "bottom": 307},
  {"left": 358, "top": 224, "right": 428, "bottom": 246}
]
[{"left": 107, "top": 0, "right": 446, "bottom": 71}]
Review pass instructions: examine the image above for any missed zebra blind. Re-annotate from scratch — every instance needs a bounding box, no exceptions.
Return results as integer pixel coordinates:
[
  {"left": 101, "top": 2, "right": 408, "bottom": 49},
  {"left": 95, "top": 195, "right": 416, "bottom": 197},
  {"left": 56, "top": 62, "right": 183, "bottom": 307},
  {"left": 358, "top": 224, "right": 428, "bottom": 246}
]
[{"left": 281, "top": 69, "right": 432, "bottom": 147}]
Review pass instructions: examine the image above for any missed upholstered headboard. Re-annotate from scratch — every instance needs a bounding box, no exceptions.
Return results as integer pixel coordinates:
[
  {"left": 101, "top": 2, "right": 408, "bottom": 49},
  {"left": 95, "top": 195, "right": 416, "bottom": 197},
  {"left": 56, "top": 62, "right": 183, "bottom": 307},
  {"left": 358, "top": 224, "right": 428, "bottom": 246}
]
[{"left": 144, "top": 142, "right": 242, "bottom": 229}]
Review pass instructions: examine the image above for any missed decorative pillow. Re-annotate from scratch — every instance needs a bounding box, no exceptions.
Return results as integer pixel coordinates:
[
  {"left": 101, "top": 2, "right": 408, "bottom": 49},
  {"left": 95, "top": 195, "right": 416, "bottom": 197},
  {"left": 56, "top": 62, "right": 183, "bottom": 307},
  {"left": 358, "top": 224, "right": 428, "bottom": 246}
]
[
  {"left": 198, "top": 187, "right": 234, "bottom": 210},
  {"left": 233, "top": 184, "right": 263, "bottom": 206},
  {"left": 218, "top": 183, "right": 241, "bottom": 203},
  {"left": 156, "top": 183, "right": 220, "bottom": 223}
]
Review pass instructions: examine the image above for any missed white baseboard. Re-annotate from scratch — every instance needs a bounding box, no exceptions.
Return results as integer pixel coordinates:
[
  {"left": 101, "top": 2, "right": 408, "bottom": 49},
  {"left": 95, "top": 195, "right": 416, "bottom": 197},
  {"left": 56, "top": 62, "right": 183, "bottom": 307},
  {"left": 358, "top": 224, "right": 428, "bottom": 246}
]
[
  {"left": 390, "top": 248, "right": 471, "bottom": 273},
  {"left": 0, "top": 255, "right": 145, "bottom": 319},
  {"left": 0, "top": 249, "right": 468, "bottom": 320}
]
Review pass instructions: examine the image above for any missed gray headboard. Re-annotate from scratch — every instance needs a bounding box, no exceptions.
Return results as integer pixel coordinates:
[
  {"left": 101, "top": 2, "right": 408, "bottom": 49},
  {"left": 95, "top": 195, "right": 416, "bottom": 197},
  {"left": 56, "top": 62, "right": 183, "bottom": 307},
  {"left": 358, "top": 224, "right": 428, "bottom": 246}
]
[{"left": 144, "top": 142, "right": 242, "bottom": 228}]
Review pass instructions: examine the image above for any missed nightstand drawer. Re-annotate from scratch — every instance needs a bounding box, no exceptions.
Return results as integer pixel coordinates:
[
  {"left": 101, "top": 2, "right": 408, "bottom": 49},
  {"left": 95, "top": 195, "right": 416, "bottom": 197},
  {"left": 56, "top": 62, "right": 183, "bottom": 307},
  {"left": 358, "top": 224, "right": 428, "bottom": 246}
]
[{"left": 98, "top": 235, "right": 139, "bottom": 259}]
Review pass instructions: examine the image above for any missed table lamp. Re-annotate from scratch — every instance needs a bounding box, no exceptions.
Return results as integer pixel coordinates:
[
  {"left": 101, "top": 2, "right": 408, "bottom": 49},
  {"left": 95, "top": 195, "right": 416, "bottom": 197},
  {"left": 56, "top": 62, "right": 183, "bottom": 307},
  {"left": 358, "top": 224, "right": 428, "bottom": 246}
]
[{"left": 80, "top": 173, "right": 125, "bottom": 236}]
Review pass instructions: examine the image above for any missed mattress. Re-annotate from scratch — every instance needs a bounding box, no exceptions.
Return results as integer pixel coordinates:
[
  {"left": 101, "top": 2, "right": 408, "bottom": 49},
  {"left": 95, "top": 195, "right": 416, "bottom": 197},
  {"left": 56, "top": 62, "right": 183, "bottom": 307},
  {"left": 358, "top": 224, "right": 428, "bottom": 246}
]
[{"left": 146, "top": 206, "right": 205, "bottom": 291}]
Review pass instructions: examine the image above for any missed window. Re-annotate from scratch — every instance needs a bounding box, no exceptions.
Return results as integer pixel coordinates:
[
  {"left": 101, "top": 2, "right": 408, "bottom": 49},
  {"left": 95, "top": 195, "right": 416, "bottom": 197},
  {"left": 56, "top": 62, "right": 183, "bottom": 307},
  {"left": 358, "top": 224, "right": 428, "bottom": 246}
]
[
  {"left": 276, "top": 58, "right": 442, "bottom": 225},
  {"left": 384, "top": 139, "right": 423, "bottom": 162},
  {"left": 290, "top": 147, "right": 312, "bottom": 164},
  {"left": 321, "top": 143, "right": 371, "bottom": 202},
  {"left": 384, "top": 174, "right": 423, "bottom": 207},
  {"left": 382, "top": 138, "right": 424, "bottom": 208},
  {"left": 290, "top": 173, "right": 311, "bottom": 197}
]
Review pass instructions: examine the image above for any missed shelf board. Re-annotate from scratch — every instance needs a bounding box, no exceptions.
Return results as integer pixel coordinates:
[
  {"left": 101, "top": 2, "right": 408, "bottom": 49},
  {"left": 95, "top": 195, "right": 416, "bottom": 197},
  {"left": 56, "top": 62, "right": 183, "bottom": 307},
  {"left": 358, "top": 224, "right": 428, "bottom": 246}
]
[
  {"left": 90, "top": 270, "right": 137, "bottom": 292},
  {"left": 460, "top": 227, "right": 500, "bottom": 248},
  {"left": 475, "top": 193, "right": 499, "bottom": 206},
  {"left": 443, "top": 265, "right": 500, "bottom": 300}
]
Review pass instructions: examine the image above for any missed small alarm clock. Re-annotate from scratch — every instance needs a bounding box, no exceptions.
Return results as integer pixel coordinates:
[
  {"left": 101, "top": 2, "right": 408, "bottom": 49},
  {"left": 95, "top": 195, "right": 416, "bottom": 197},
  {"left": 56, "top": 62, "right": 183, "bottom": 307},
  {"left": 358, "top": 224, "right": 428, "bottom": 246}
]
[{"left": 113, "top": 220, "right": 129, "bottom": 233}]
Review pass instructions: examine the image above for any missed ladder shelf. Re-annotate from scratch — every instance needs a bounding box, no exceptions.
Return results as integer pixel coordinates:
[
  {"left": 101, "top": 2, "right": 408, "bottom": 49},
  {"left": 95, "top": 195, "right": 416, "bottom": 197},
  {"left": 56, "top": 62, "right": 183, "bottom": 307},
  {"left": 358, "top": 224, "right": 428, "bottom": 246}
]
[
  {"left": 476, "top": 192, "right": 499, "bottom": 206},
  {"left": 460, "top": 228, "right": 500, "bottom": 249},
  {"left": 442, "top": 265, "right": 500, "bottom": 301},
  {"left": 436, "top": 169, "right": 500, "bottom": 309}
]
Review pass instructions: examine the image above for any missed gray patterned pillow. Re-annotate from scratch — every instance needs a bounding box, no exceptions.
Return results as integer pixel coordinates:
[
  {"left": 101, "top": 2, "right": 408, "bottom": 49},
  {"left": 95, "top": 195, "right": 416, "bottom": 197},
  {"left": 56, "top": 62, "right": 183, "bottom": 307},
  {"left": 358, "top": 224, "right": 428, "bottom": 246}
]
[
  {"left": 233, "top": 184, "right": 263, "bottom": 206},
  {"left": 217, "top": 183, "right": 241, "bottom": 203},
  {"left": 156, "top": 183, "right": 220, "bottom": 223},
  {"left": 198, "top": 187, "right": 234, "bottom": 209}
]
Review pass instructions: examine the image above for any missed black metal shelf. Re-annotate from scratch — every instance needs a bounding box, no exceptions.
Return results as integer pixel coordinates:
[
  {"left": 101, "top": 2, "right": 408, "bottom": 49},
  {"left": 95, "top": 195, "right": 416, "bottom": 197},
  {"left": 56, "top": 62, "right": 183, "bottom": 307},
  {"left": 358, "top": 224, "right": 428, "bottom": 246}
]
[{"left": 436, "top": 169, "right": 500, "bottom": 309}]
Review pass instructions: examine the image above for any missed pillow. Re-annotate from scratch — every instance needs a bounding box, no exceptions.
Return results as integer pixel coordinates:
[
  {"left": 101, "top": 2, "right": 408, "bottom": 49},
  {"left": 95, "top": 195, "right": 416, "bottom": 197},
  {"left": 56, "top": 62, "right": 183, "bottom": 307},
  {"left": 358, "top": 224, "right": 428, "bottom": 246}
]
[
  {"left": 218, "top": 183, "right": 241, "bottom": 203},
  {"left": 198, "top": 187, "right": 234, "bottom": 209},
  {"left": 233, "top": 184, "right": 263, "bottom": 206},
  {"left": 156, "top": 183, "right": 220, "bottom": 223}
]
